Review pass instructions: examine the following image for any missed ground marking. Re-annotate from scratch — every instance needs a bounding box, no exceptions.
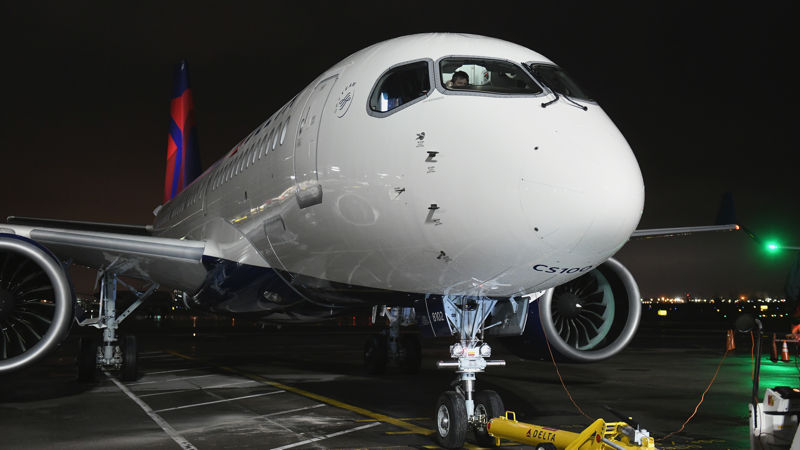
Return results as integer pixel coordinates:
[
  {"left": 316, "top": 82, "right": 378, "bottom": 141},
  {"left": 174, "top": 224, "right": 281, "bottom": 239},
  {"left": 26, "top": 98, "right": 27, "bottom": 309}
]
[
  {"left": 269, "top": 422, "right": 381, "bottom": 450},
  {"left": 204, "top": 379, "right": 259, "bottom": 389},
  {"left": 167, "top": 350, "right": 435, "bottom": 436},
  {"left": 137, "top": 379, "right": 257, "bottom": 398},
  {"left": 139, "top": 389, "right": 194, "bottom": 398},
  {"left": 104, "top": 370, "right": 197, "bottom": 450},
  {"left": 145, "top": 367, "right": 209, "bottom": 375},
  {"left": 127, "top": 373, "right": 218, "bottom": 386},
  {"left": 260, "top": 403, "right": 326, "bottom": 418},
  {"left": 153, "top": 390, "right": 285, "bottom": 413}
]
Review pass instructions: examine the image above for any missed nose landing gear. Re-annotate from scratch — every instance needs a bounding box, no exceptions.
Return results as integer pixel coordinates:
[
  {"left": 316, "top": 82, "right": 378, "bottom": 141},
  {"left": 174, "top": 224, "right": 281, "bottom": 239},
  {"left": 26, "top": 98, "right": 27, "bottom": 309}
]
[
  {"left": 433, "top": 295, "right": 507, "bottom": 448},
  {"left": 435, "top": 340, "right": 507, "bottom": 447}
]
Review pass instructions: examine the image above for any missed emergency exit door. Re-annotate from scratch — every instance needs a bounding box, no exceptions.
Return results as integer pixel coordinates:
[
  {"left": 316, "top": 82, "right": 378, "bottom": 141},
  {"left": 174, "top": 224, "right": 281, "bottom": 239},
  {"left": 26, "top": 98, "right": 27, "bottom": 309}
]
[{"left": 294, "top": 75, "right": 337, "bottom": 208}]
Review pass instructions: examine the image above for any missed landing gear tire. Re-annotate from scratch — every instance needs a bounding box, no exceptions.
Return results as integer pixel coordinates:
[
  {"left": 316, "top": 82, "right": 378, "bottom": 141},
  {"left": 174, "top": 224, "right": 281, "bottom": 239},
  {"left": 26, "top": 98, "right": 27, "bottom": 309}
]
[
  {"left": 474, "top": 390, "right": 505, "bottom": 447},
  {"left": 120, "top": 335, "right": 138, "bottom": 381},
  {"left": 77, "top": 337, "right": 98, "bottom": 382},
  {"left": 399, "top": 334, "right": 421, "bottom": 374},
  {"left": 435, "top": 390, "right": 467, "bottom": 449},
  {"left": 364, "top": 333, "right": 387, "bottom": 375},
  {"left": 535, "top": 444, "right": 557, "bottom": 450}
]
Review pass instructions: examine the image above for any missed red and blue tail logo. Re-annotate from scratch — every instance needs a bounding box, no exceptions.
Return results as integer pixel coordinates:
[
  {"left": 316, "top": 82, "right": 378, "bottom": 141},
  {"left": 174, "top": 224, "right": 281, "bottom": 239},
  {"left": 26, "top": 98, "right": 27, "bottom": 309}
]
[{"left": 164, "top": 60, "right": 201, "bottom": 204}]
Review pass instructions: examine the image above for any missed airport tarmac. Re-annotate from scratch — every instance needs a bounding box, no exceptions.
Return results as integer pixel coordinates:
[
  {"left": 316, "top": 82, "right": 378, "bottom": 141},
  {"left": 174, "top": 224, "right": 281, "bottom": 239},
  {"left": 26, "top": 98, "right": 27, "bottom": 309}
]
[{"left": 1, "top": 322, "right": 796, "bottom": 449}]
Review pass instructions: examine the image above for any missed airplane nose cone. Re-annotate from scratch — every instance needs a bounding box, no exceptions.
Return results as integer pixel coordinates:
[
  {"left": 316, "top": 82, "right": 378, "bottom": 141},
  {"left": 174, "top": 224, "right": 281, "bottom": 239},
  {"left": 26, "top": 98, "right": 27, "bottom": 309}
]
[{"left": 518, "top": 111, "right": 644, "bottom": 260}]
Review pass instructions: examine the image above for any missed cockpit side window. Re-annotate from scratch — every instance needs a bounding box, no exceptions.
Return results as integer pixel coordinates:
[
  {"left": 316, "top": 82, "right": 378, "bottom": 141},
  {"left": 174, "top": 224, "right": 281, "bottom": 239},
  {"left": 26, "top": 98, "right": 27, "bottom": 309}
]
[
  {"left": 526, "top": 64, "right": 592, "bottom": 101},
  {"left": 440, "top": 58, "right": 543, "bottom": 95},
  {"left": 369, "top": 61, "right": 431, "bottom": 115}
]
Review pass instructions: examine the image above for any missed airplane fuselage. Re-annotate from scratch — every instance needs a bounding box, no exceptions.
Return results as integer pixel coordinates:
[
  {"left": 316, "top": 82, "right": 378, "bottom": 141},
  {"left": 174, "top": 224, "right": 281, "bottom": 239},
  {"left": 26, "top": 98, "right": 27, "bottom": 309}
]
[{"left": 151, "top": 34, "right": 644, "bottom": 320}]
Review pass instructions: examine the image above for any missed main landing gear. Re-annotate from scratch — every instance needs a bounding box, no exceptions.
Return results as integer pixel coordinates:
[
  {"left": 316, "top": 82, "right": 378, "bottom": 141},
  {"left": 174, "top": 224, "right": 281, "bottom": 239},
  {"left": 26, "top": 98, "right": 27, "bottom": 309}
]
[
  {"left": 77, "top": 272, "right": 157, "bottom": 382},
  {"left": 363, "top": 306, "right": 421, "bottom": 374},
  {"left": 434, "top": 296, "right": 507, "bottom": 448}
]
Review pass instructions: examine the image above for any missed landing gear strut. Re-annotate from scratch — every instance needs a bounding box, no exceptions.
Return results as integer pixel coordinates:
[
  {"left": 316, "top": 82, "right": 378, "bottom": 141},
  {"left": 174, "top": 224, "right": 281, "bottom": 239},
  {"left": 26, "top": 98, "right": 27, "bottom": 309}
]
[
  {"left": 77, "top": 271, "right": 157, "bottom": 382},
  {"left": 363, "top": 306, "right": 421, "bottom": 374},
  {"left": 434, "top": 296, "right": 507, "bottom": 448}
]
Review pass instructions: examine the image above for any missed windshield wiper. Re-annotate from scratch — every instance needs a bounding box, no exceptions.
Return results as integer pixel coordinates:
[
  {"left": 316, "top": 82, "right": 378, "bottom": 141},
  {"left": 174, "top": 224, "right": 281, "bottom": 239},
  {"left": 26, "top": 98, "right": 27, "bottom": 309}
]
[
  {"left": 540, "top": 86, "right": 587, "bottom": 111},
  {"left": 541, "top": 90, "right": 559, "bottom": 108},
  {"left": 529, "top": 63, "right": 588, "bottom": 111},
  {"left": 561, "top": 93, "right": 588, "bottom": 111}
]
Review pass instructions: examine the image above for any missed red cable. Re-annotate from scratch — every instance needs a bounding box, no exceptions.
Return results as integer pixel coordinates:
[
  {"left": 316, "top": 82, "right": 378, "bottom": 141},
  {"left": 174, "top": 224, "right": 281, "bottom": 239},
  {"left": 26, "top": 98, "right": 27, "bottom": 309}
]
[
  {"left": 544, "top": 335, "right": 594, "bottom": 421},
  {"left": 661, "top": 348, "right": 729, "bottom": 440}
]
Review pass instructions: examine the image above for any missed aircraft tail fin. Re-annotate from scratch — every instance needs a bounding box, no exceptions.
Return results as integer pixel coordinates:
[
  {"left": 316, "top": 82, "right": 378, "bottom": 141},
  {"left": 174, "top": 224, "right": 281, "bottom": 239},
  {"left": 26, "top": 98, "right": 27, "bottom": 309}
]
[{"left": 163, "top": 60, "right": 201, "bottom": 204}]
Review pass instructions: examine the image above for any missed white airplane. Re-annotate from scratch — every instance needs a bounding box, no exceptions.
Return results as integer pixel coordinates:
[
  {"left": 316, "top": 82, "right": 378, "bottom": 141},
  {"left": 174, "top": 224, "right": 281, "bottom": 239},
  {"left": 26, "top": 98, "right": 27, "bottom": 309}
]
[{"left": 0, "top": 33, "right": 738, "bottom": 448}]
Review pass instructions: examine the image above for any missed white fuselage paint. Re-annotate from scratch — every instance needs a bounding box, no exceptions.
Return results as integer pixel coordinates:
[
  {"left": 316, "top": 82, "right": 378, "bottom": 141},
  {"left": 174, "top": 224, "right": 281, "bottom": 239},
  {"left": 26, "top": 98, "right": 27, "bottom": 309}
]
[{"left": 151, "top": 33, "right": 644, "bottom": 301}]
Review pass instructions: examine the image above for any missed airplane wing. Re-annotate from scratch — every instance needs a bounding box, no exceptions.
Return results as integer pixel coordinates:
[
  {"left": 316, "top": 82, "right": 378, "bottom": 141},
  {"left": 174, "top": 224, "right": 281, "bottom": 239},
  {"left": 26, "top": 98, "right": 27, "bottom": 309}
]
[
  {"left": 1, "top": 218, "right": 210, "bottom": 292},
  {"left": 630, "top": 223, "right": 740, "bottom": 239}
]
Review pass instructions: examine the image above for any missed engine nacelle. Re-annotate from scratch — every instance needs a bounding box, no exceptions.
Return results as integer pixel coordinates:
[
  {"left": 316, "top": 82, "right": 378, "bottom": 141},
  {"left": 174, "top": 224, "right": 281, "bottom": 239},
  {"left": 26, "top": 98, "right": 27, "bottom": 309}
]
[
  {"left": 0, "top": 234, "right": 73, "bottom": 373},
  {"left": 501, "top": 257, "right": 640, "bottom": 362}
]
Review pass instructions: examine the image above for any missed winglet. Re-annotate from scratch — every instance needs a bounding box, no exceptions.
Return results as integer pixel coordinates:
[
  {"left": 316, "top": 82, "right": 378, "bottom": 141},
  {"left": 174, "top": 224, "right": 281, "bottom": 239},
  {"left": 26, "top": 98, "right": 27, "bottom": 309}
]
[
  {"left": 715, "top": 192, "right": 737, "bottom": 226},
  {"left": 163, "top": 60, "right": 201, "bottom": 204}
]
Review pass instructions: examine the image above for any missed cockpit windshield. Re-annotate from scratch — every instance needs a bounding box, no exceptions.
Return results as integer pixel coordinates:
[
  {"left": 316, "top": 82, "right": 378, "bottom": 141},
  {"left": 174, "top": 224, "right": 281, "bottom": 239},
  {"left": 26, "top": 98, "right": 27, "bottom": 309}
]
[
  {"left": 440, "top": 58, "right": 543, "bottom": 95},
  {"left": 525, "top": 64, "right": 592, "bottom": 101}
]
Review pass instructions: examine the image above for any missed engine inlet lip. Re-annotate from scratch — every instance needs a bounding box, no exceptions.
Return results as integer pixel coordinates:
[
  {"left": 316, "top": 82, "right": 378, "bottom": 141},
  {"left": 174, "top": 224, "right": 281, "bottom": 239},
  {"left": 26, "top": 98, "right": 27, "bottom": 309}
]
[
  {"left": 0, "top": 237, "right": 73, "bottom": 373},
  {"left": 538, "top": 257, "right": 640, "bottom": 362}
]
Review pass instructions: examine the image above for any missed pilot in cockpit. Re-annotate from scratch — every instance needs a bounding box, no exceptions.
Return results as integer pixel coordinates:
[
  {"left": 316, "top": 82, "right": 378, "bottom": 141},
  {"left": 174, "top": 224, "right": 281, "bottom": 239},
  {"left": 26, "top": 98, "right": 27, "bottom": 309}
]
[{"left": 446, "top": 71, "right": 469, "bottom": 89}]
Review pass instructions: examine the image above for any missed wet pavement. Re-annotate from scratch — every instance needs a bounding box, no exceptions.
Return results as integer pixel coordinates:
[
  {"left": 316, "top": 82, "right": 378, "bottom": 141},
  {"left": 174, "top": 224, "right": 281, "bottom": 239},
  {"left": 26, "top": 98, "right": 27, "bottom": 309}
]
[{"left": 1, "top": 323, "right": 796, "bottom": 449}]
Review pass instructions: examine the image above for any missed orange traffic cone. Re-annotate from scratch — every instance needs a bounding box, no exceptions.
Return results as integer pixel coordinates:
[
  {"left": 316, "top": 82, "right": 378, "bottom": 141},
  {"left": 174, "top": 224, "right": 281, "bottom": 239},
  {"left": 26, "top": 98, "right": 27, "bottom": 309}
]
[
  {"left": 770, "top": 333, "right": 779, "bottom": 362},
  {"left": 726, "top": 330, "right": 736, "bottom": 351},
  {"left": 781, "top": 341, "right": 790, "bottom": 362}
]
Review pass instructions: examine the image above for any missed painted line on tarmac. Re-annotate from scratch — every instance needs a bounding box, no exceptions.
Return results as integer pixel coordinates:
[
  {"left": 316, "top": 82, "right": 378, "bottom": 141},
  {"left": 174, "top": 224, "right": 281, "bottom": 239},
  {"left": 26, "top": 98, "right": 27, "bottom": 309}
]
[
  {"left": 104, "top": 370, "right": 198, "bottom": 450},
  {"left": 269, "top": 422, "right": 382, "bottom": 450},
  {"left": 204, "top": 379, "right": 259, "bottom": 389},
  {"left": 167, "top": 350, "right": 435, "bottom": 436},
  {"left": 139, "top": 389, "right": 195, "bottom": 398},
  {"left": 153, "top": 390, "right": 285, "bottom": 413},
  {"left": 127, "top": 373, "right": 218, "bottom": 385},
  {"left": 145, "top": 367, "right": 210, "bottom": 375},
  {"left": 138, "top": 379, "right": 258, "bottom": 398},
  {"left": 260, "top": 403, "right": 326, "bottom": 417}
]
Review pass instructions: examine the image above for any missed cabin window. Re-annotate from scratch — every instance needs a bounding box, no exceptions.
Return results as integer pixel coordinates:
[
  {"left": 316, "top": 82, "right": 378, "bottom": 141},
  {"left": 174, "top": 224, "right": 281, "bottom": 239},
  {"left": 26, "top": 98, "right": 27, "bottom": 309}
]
[
  {"left": 440, "top": 58, "right": 542, "bottom": 95},
  {"left": 369, "top": 61, "right": 430, "bottom": 113},
  {"left": 526, "top": 63, "right": 592, "bottom": 101},
  {"left": 280, "top": 119, "right": 289, "bottom": 145}
]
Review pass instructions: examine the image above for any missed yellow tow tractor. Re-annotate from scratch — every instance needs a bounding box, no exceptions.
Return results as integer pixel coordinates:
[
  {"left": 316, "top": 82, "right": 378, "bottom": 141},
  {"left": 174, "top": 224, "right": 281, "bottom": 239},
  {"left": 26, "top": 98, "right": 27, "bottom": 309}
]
[{"left": 486, "top": 411, "right": 656, "bottom": 449}]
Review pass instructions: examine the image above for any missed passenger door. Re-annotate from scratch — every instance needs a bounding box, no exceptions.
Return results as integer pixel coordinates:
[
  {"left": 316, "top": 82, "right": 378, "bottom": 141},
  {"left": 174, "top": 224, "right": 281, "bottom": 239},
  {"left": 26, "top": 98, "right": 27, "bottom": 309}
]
[{"left": 294, "top": 75, "right": 338, "bottom": 208}]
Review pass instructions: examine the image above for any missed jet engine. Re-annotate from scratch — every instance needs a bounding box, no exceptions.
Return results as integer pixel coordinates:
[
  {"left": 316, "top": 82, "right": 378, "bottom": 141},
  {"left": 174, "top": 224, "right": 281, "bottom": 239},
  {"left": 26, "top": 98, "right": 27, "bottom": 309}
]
[
  {"left": 501, "top": 258, "right": 640, "bottom": 362},
  {"left": 0, "top": 235, "right": 73, "bottom": 373}
]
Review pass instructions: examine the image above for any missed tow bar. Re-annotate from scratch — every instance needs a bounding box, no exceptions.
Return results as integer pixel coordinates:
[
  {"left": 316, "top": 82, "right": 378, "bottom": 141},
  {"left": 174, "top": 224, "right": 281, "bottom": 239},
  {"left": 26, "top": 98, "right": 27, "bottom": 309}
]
[{"left": 487, "top": 411, "right": 656, "bottom": 449}]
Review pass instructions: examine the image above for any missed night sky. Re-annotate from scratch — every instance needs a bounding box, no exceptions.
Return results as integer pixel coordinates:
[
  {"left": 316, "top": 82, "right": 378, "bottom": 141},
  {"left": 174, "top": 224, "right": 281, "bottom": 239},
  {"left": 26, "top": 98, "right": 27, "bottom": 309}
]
[{"left": 1, "top": 2, "right": 796, "bottom": 298}]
